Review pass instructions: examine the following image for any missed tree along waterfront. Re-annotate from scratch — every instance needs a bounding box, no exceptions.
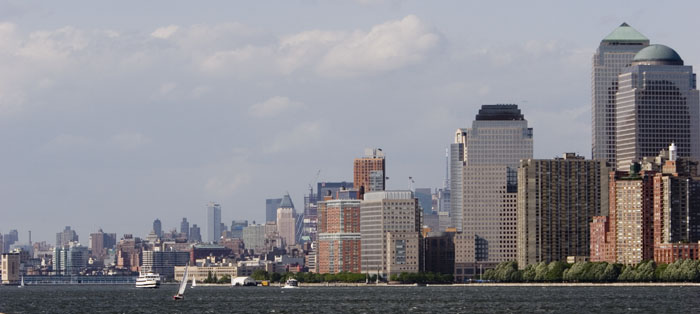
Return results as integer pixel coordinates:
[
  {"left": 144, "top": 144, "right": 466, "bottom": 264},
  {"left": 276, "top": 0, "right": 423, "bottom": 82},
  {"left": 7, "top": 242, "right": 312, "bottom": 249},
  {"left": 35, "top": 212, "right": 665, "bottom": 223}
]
[
  {"left": 250, "top": 270, "right": 452, "bottom": 284},
  {"left": 482, "top": 260, "right": 700, "bottom": 282}
]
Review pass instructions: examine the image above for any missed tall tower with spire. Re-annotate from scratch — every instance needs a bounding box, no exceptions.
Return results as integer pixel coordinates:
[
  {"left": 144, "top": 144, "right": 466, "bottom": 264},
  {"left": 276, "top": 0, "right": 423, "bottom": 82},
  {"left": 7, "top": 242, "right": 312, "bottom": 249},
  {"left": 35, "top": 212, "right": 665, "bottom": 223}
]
[{"left": 592, "top": 23, "right": 649, "bottom": 169}]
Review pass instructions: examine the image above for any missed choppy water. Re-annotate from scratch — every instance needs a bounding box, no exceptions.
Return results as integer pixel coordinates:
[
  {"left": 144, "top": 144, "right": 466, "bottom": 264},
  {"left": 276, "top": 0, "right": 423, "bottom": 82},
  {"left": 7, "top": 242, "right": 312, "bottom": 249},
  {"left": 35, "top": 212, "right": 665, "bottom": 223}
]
[{"left": 1, "top": 284, "right": 699, "bottom": 313}]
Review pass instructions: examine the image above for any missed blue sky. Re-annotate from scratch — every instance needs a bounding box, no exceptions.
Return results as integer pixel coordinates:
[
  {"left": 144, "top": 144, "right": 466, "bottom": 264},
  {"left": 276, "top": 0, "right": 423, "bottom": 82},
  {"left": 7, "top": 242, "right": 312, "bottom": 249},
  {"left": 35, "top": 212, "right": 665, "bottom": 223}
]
[{"left": 1, "top": 0, "right": 699, "bottom": 243}]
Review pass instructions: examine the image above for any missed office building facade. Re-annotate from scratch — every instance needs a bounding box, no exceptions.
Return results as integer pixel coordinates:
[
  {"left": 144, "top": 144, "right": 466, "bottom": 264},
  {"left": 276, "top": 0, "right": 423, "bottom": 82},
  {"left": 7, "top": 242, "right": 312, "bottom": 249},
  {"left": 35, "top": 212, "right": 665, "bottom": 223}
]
[
  {"left": 207, "top": 202, "right": 222, "bottom": 243},
  {"left": 360, "top": 191, "right": 421, "bottom": 278},
  {"left": 451, "top": 104, "right": 533, "bottom": 269},
  {"left": 592, "top": 23, "right": 649, "bottom": 169},
  {"left": 615, "top": 44, "right": 700, "bottom": 171}
]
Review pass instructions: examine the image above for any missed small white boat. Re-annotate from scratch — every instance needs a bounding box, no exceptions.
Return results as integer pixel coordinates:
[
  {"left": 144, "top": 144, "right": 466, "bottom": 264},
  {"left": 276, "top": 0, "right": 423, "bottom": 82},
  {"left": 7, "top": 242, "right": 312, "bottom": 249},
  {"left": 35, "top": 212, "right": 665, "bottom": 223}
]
[
  {"left": 282, "top": 278, "right": 299, "bottom": 289},
  {"left": 191, "top": 275, "right": 196, "bottom": 288},
  {"left": 135, "top": 272, "right": 161, "bottom": 288},
  {"left": 173, "top": 264, "right": 189, "bottom": 300},
  {"left": 19, "top": 276, "right": 25, "bottom": 288}
]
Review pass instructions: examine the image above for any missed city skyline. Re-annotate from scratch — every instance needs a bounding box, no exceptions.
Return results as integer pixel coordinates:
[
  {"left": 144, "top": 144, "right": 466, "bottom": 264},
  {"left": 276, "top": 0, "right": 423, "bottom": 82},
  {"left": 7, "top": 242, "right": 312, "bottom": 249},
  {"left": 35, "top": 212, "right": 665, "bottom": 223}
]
[{"left": 3, "top": 1, "right": 700, "bottom": 243}]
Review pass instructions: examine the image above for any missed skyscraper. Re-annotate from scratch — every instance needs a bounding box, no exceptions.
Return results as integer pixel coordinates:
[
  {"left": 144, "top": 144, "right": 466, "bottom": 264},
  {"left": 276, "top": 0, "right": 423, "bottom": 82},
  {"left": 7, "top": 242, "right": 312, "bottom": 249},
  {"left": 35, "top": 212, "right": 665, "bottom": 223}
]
[
  {"left": 152, "top": 219, "right": 162, "bottom": 238},
  {"left": 276, "top": 194, "right": 296, "bottom": 247},
  {"left": 242, "top": 224, "right": 266, "bottom": 253},
  {"left": 180, "top": 218, "right": 190, "bottom": 239},
  {"left": 516, "top": 153, "right": 610, "bottom": 268},
  {"left": 207, "top": 202, "right": 222, "bottom": 243},
  {"left": 56, "top": 226, "right": 79, "bottom": 247},
  {"left": 414, "top": 188, "right": 433, "bottom": 215},
  {"left": 354, "top": 148, "right": 386, "bottom": 199},
  {"left": 231, "top": 220, "right": 248, "bottom": 239},
  {"left": 615, "top": 44, "right": 700, "bottom": 171},
  {"left": 451, "top": 104, "right": 533, "bottom": 271},
  {"left": 265, "top": 198, "right": 282, "bottom": 223},
  {"left": 189, "top": 224, "right": 202, "bottom": 243},
  {"left": 592, "top": 23, "right": 649, "bottom": 169}
]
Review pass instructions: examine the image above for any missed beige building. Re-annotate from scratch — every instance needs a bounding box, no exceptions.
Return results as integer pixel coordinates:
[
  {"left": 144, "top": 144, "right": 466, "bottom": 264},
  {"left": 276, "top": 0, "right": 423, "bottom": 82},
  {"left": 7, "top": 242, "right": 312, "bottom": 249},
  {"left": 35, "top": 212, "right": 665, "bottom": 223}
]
[
  {"left": 1, "top": 252, "right": 20, "bottom": 285},
  {"left": 360, "top": 191, "right": 421, "bottom": 278},
  {"left": 516, "top": 153, "right": 610, "bottom": 268},
  {"left": 450, "top": 105, "right": 533, "bottom": 273},
  {"left": 174, "top": 265, "right": 237, "bottom": 282},
  {"left": 276, "top": 207, "right": 296, "bottom": 247}
]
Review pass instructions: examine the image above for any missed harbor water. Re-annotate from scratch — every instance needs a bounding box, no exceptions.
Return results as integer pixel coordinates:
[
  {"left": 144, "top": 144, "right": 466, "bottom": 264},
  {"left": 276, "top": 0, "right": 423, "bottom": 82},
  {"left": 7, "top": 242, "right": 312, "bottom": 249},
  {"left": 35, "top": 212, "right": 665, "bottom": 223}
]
[{"left": 1, "top": 285, "right": 700, "bottom": 313}]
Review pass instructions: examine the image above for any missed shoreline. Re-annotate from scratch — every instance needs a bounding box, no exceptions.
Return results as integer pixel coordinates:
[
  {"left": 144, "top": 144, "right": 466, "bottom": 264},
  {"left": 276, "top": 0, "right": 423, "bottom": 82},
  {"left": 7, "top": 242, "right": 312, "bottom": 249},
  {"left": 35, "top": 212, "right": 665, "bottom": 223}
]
[{"left": 7, "top": 282, "right": 700, "bottom": 287}]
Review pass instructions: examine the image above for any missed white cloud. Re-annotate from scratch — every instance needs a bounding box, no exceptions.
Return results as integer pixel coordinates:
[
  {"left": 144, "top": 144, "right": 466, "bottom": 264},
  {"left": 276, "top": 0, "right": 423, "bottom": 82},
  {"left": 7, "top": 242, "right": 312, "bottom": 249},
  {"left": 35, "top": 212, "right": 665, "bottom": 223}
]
[
  {"left": 42, "top": 134, "right": 93, "bottom": 152},
  {"left": 249, "top": 96, "right": 306, "bottom": 117},
  {"left": 18, "top": 26, "right": 88, "bottom": 61},
  {"left": 151, "top": 25, "right": 179, "bottom": 39},
  {"left": 317, "top": 15, "right": 440, "bottom": 77},
  {"left": 205, "top": 173, "right": 252, "bottom": 198},
  {"left": 266, "top": 121, "right": 324, "bottom": 153},
  {"left": 111, "top": 132, "right": 151, "bottom": 151},
  {"left": 198, "top": 15, "right": 440, "bottom": 78}
]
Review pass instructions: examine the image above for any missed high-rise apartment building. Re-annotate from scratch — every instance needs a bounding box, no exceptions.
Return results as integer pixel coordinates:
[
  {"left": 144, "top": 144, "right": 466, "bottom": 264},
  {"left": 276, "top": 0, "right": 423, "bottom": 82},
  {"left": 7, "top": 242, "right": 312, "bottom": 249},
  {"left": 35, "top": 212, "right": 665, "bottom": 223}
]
[
  {"left": 613, "top": 164, "right": 656, "bottom": 265},
  {"left": 207, "top": 202, "right": 222, "bottom": 243},
  {"left": 592, "top": 23, "right": 649, "bottom": 169},
  {"left": 360, "top": 191, "right": 421, "bottom": 278},
  {"left": 652, "top": 147, "right": 700, "bottom": 263},
  {"left": 516, "top": 153, "right": 610, "bottom": 268},
  {"left": 317, "top": 199, "right": 362, "bottom": 274},
  {"left": 450, "top": 104, "right": 533, "bottom": 271},
  {"left": 265, "top": 198, "right": 282, "bottom": 223},
  {"left": 616, "top": 44, "right": 700, "bottom": 171},
  {"left": 354, "top": 148, "right": 386, "bottom": 199}
]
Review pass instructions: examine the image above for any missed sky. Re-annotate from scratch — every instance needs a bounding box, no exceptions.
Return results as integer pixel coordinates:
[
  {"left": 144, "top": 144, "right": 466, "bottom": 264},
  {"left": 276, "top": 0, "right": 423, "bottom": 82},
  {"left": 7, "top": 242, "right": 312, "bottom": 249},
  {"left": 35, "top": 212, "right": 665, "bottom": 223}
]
[{"left": 2, "top": 0, "right": 699, "bottom": 244}]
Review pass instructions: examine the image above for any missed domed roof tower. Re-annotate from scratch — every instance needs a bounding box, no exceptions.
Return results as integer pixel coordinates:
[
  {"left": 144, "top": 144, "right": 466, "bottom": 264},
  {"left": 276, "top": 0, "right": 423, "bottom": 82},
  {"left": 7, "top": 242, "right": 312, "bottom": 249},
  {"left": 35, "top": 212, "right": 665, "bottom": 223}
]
[{"left": 632, "top": 44, "right": 684, "bottom": 65}]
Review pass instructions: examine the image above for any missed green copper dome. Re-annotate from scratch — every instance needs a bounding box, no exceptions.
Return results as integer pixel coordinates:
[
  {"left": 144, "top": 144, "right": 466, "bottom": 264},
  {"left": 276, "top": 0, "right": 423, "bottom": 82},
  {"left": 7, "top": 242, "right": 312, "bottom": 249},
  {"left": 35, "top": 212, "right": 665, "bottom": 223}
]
[{"left": 633, "top": 44, "right": 684, "bottom": 65}]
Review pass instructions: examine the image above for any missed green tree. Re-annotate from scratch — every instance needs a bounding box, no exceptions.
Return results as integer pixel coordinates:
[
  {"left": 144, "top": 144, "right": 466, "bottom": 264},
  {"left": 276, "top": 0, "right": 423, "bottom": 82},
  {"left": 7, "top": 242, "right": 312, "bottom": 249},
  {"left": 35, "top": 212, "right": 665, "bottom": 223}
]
[
  {"left": 545, "top": 261, "right": 567, "bottom": 282},
  {"left": 534, "top": 262, "right": 548, "bottom": 282},
  {"left": 521, "top": 264, "right": 536, "bottom": 282},
  {"left": 251, "top": 269, "right": 269, "bottom": 281},
  {"left": 270, "top": 272, "right": 282, "bottom": 283},
  {"left": 218, "top": 274, "right": 231, "bottom": 284}
]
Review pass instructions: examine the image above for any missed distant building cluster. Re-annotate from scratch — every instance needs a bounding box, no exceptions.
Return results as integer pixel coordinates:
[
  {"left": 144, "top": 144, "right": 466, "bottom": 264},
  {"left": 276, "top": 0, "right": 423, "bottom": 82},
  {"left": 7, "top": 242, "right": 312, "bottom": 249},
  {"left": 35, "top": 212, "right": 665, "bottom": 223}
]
[{"left": 3, "top": 23, "right": 700, "bottom": 284}]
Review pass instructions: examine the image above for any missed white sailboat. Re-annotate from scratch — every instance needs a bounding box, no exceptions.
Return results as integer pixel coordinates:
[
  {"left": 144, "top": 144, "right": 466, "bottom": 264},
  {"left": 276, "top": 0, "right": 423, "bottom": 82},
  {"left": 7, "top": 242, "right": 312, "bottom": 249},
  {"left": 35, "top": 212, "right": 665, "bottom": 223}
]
[
  {"left": 19, "top": 276, "right": 25, "bottom": 288},
  {"left": 191, "top": 275, "right": 196, "bottom": 288},
  {"left": 173, "top": 264, "right": 189, "bottom": 300}
]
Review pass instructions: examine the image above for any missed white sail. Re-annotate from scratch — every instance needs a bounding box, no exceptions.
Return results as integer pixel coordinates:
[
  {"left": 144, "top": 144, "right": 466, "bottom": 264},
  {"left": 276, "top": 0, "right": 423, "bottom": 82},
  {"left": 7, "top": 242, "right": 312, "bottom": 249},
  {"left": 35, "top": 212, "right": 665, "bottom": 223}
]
[
  {"left": 20, "top": 276, "right": 25, "bottom": 287},
  {"left": 231, "top": 274, "right": 234, "bottom": 286},
  {"left": 177, "top": 265, "right": 189, "bottom": 295},
  {"left": 191, "top": 275, "right": 196, "bottom": 287}
]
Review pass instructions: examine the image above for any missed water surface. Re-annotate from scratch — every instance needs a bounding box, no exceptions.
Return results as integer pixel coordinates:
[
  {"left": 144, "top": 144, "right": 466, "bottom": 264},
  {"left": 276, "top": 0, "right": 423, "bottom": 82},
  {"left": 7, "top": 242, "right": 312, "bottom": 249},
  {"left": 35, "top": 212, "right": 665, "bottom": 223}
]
[{"left": 1, "top": 285, "right": 698, "bottom": 313}]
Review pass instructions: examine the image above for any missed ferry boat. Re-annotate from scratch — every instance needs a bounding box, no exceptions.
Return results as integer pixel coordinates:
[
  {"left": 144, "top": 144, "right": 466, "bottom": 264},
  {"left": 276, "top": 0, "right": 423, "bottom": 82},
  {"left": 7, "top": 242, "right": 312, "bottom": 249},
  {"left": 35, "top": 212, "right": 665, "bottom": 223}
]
[
  {"left": 282, "top": 278, "right": 299, "bottom": 289},
  {"left": 135, "top": 272, "right": 161, "bottom": 288}
]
